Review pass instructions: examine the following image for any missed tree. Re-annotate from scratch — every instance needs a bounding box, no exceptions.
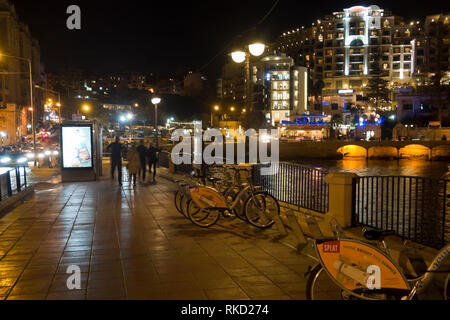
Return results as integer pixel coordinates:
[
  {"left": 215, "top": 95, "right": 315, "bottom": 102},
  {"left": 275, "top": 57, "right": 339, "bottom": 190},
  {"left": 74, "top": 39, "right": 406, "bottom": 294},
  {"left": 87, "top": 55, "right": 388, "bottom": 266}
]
[
  {"left": 366, "top": 54, "right": 390, "bottom": 109},
  {"left": 330, "top": 114, "right": 343, "bottom": 128},
  {"left": 330, "top": 114, "right": 343, "bottom": 139},
  {"left": 312, "top": 78, "right": 325, "bottom": 112}
]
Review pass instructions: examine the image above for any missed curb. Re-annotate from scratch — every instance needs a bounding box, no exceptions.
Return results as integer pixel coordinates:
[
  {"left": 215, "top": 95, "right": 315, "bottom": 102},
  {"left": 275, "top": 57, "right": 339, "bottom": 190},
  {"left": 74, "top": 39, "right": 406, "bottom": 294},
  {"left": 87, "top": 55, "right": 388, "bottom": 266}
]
[{"left": 0, "top": 186, "right": 35, "bottom": 217}]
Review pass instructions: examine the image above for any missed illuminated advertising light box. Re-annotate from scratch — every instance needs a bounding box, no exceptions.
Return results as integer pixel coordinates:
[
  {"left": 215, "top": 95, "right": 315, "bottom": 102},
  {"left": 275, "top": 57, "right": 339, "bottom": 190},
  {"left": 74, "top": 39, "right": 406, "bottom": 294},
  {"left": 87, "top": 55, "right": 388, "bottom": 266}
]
[{"left": 61, "top": 125, "right": 94, "bottom": 169}]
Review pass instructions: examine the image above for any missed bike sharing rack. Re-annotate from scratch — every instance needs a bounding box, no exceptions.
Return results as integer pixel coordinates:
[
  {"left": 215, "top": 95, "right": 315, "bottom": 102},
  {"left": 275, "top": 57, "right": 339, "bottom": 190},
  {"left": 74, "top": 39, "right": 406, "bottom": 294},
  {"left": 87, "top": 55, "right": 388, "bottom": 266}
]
[{"left": 60, "top": 120, "right": 103, "bottom": 182}]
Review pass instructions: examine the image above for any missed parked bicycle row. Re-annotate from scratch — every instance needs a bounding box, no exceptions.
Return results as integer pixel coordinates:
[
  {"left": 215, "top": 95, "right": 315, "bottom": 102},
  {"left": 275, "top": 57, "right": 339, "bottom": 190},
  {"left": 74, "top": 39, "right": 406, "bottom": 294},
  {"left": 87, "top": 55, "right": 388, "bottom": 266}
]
[
  {"left": 174, "top": 163, "right": 280, "bottom": 229},
  {"left": 172, "top": 163, "right": 449, "bottom": 300}
]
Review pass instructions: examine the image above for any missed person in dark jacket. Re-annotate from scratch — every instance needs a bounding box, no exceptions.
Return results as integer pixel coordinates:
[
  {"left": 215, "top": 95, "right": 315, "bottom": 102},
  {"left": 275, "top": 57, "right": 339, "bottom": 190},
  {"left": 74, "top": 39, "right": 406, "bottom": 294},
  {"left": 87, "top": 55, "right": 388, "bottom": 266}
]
[
  {"left": 147, "top": 143, "right": 161, "bottom": 181},
  {"left": 106, "top": 136, "right": 123, "bottom": 185},
  {"left": 136, "top": 140, "right": 148, "bottom": 182}
]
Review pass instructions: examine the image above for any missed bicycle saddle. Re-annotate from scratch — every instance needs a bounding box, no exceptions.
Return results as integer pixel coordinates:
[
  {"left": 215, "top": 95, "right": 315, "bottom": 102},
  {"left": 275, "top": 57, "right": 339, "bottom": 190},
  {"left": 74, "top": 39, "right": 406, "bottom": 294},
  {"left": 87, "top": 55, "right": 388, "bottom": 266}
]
[{"left": 363, "top": 228, "right": 396, "bottom": 241}]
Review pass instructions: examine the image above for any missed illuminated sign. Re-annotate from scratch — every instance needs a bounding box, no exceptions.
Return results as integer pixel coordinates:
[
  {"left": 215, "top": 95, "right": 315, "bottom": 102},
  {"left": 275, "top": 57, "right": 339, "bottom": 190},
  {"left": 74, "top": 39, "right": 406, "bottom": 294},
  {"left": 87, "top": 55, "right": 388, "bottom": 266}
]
[
  {"left": 61, "top": 125, "right": 93, "bottom": 169},
  {"left": 338, "top": 89, "right": 354, "bottom": 95}
]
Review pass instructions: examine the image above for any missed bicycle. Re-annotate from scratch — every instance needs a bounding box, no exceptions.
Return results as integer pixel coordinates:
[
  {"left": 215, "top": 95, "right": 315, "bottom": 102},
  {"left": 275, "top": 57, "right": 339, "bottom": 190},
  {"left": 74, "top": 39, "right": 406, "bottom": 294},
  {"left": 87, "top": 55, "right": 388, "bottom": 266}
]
[
  {"left": 304, "top": 215, "right": 450, "bottom": 300},
  {"left": 186, "top": 165, "right": 280, "bottom": 228},
  {"left": 174, "top": 164, "right": 229, "bottom": 218}
]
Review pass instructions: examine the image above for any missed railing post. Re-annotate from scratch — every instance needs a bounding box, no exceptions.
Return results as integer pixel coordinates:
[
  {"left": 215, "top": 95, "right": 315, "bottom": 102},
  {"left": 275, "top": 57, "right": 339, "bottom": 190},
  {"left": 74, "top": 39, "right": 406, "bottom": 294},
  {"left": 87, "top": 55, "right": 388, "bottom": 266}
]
[
  {"left": 325, "top": 172, "right": 359, "bottom": 228},
  {"left": 23, "top": 166, "right": 27, "bottom": 188},
  {"left": 6, "top": 171, "right": 12, "bottom": 197},
  {"left": 169, "top": 153, "right": 175, "bottom": 174},
  {"left": 16, "top": 167, "right": 21, "bottom": 192}
]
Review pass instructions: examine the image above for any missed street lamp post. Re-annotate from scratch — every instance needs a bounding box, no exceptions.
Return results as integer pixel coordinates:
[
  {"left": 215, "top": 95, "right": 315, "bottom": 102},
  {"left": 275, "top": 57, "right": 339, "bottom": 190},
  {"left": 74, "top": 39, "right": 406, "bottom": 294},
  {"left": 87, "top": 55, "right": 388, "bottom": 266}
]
[
  {"left": 0, "top": 53, "right": 36, "bottom": 165},
  {"left": 231, "top": 42, "right": 266, "bottom": 114},
  {"left": 151, "top": 97, "right": 161, "bottom": 149},
  {"left": 211, "top": 105, "right": 220, "bottom": 127}
]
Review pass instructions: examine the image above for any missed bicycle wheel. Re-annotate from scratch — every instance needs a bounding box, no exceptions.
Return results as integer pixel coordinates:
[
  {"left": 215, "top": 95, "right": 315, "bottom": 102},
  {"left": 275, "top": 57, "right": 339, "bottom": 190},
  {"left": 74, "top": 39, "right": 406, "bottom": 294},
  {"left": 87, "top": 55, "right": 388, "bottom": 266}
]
[
  {"left": 187, "top": 201, "right": 221, "bottom": 228},
  {"left": 244, "top": 192, "right": 278, "bottom": 228},
  {"left": 306, "top": 265, "right": 350, "bottom": 300},
  {"left": 223, "top": 187, "right": 246, "bottom": 221},
  {"left": 306, "top": 265, "right": 398, "bottom": 300},
  {"left": 174, "top": 190, "right": 182, "bottom": 214},
  {"left": 180, "top": 194, "right": 190, "bottom": 218}
]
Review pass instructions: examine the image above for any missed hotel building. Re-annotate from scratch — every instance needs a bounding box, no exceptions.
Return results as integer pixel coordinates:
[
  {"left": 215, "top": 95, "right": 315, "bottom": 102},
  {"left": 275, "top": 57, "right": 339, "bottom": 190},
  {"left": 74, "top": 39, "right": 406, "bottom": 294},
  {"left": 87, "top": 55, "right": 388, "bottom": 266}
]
[
  {"left": 276, "top": 5, "right": 449, "bottom": 114},
  {"left": 218, "top": 53, "right": 308, "bottom": 126}
]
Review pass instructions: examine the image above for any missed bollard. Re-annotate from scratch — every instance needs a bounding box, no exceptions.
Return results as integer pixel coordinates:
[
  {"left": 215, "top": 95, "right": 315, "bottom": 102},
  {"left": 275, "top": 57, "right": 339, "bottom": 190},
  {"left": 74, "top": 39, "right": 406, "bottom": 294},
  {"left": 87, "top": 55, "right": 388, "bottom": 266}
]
[{"left": 325, "top": 172, "right": 358, "bottom": 228}]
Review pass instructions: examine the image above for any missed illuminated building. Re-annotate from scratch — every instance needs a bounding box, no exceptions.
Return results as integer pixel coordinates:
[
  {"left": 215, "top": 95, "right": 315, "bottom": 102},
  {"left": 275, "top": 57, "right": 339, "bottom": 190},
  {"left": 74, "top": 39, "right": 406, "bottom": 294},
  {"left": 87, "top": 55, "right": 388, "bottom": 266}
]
[
  {"left": 252, "top": 54, "right": 308, "bottom": 126},
  {"left": 217, "top": 62, "right": 246, "bottom": 110},
  {"left": 218, "top": 53, "right": 308, "bottom": 126},
  {"left": 279, "top": 114, "right": 331, "bottom": 141},
  {"left": 276, "top": 5, "right": 449, "bottom": 112},
  {"left": 0, "top": 0, "right": 43, "bottom": 145}
]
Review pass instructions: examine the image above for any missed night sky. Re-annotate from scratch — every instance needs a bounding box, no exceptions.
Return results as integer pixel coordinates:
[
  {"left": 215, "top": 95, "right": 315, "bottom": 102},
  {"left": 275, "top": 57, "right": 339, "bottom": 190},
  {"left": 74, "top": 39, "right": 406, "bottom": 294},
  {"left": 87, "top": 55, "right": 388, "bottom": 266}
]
[{"left": 11, "top": 0, "right": 450, "bottom": 78}]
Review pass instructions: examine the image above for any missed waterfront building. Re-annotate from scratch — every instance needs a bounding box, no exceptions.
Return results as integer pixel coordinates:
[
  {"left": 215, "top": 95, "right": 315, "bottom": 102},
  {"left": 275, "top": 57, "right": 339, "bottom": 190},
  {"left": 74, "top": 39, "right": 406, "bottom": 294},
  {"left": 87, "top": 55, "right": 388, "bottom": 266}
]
[
  {"left": 276, "top": 5, "right": 450, "bottom": 112},
  {"left": 279, "top": 113, "right": 331, "bottom": 141},
  {"left": 218, "top": 53, "right": 308, "bottom": 126},
  {"left": 396, "top": 86, "right": 450, "bottom": 124}
]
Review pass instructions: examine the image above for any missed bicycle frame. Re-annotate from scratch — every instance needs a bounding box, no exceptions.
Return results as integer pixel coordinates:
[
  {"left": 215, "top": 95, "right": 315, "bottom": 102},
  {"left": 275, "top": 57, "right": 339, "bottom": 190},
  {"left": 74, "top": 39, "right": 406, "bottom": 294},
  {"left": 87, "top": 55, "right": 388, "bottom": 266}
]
[
  {"left": 309, "top": 215, "right": 449, "bottom": 300},
  {"left": 313, "top": 237, "right": 411, "bottom": 300},
  {"left": 405, "top": 244, "right": 450, "bottom": 300}
]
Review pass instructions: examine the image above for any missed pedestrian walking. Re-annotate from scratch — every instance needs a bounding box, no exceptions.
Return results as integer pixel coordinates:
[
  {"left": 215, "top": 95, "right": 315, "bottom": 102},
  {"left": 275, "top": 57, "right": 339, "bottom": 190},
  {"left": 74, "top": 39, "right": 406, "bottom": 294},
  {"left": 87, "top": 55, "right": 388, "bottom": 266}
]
[
  {"left": 126, "top": 144, "right": 141, "bottom": 186},
  {"left": 136, "top": 140, "right": 148, "bottom": 182},
  {"left": 106, "top": 136, "right": 124, "bottom": 185},
  {"left": 147, "top": 143, "right": 161, "bottom": 182}
]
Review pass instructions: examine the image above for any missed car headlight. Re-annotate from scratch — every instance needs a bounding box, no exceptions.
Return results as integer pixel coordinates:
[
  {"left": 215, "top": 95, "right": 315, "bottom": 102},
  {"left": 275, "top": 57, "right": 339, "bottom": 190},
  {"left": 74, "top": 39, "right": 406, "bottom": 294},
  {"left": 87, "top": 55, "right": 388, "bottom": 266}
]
[
  {"left": 18, "top": 157, "right": 28, "bottom": 164},
  {"left": 1, "top": 157, "right": 11, "bottom": 164}
]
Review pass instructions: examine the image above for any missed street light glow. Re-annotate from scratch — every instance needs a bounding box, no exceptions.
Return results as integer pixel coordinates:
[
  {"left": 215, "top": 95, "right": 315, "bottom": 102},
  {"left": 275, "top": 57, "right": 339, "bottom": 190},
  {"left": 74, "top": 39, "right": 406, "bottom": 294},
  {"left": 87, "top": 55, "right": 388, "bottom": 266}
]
[
  {"left": 214, "top": 105, "right": 220, "bottom": 111},
  {"left": 151, "top": 97, "right": 161, "bottom": 105},
  {"left": 231, "top": 51, "right": 246, "bottom": 63},
  {"left": 249, "top": 43, "right": 265, "bottom": 57}
]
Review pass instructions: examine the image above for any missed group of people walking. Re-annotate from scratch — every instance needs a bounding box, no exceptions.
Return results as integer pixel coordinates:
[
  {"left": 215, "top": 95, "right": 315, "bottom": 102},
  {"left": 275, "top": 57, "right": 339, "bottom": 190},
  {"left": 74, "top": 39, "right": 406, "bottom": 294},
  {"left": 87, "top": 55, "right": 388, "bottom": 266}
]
[{"left": 106, "top": 137, "right": 161, "bottom": 186}]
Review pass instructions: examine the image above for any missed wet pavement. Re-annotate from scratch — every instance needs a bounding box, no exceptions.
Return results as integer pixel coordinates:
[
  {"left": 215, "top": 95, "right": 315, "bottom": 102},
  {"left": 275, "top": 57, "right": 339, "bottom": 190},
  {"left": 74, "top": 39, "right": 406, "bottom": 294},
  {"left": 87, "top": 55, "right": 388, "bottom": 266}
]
[{"left": 0, "top": 170, "right": 313, "bottom": 300}]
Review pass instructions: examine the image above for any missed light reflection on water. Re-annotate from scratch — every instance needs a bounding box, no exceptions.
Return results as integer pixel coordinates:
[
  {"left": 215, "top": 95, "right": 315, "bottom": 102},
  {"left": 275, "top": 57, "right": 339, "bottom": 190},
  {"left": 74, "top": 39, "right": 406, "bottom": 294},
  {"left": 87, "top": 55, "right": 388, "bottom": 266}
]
[{"left": 292, "top": 159, "right": 449, "bottom": 179}]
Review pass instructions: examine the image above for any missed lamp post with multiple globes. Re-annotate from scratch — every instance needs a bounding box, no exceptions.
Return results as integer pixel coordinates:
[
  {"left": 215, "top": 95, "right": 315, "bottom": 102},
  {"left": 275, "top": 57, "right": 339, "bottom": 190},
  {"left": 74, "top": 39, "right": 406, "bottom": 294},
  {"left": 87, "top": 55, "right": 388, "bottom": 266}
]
[{"left": 230, "top": 42, "right": 266, "bottom": 114}]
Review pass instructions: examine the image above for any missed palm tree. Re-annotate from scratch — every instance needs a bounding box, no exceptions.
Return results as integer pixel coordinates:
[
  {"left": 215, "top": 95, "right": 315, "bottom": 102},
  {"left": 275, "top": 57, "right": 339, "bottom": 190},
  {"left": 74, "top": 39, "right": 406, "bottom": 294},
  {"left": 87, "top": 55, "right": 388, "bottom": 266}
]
[{"left": 313, "top": 78, "right": 325, "bottom": 112}]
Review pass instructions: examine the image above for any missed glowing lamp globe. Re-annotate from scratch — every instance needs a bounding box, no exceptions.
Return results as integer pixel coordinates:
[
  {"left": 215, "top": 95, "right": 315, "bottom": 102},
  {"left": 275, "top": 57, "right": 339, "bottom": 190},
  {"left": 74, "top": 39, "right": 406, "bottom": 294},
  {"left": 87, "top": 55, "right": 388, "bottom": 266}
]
[
  {"left": 231, "top": 51, "right": 246, "bottom": 63},
  {"left": 152, "top": 97, "right": 161, "bottom": 105},
  {"left": 248, "top": 43, "right": 265, "bottom": 57}
]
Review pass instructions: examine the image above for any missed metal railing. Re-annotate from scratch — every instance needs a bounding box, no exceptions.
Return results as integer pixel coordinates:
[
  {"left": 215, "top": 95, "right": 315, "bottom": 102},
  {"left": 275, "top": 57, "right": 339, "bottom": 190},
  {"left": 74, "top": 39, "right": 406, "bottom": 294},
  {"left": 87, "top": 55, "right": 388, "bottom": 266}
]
[
  {"left": 353, "top": 176, "right": 450, "bottom": 249},
  {"left": 159, "top": 151, "right": 194, "bottom": 174},
  {"left": 255, "top": 162, "right": 329, "bottom": 213},
  {"left": 0, "top": 167, "right": 29, "bottom": 201},
  {"left": 159, "top": 151, "right": 170, "bottom": 169}
]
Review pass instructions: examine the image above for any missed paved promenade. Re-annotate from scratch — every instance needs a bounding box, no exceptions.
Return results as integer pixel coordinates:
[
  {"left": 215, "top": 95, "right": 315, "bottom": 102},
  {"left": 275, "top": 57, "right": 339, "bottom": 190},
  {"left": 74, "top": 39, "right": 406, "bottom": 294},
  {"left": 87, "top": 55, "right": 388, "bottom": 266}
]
[{"left": 0, "top": 170, "right": 313, "bottom": 300}]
